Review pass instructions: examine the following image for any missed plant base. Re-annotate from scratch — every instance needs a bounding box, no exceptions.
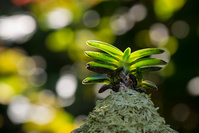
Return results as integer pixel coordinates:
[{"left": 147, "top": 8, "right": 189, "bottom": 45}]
[{"left": 72, "top": 88, "right": 177, "bottom": 133}]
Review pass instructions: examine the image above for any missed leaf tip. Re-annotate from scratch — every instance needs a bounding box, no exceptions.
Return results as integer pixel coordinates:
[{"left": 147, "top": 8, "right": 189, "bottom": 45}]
[
  {"left": 142, "top": 80, "right": 158, "bottom": 90},
  {"left": 84, "top": 51, "right": 88, "bottom": 55},
  {"left": 86, "top": 40, "right": 99, "bottom": 44},
  {"left": 86, "top": 40, "right": 94, "bottom": 46},
  {"left": 162, "top": 60, "right": 168, "bottom": 65},
  {"left": 82, "top": 79, "right": 87, "bottom": 84},
  {"left": 160, "top": 49, "right": 165, "bottom": 54},
  {"left": 125, "top": 47, "right": 131, "bottom": 51}
]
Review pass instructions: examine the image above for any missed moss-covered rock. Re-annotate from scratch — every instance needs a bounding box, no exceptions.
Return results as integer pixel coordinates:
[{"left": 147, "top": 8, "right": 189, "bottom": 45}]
[{"left": 72, "top": 88, "right": 177, "bottom": 133}]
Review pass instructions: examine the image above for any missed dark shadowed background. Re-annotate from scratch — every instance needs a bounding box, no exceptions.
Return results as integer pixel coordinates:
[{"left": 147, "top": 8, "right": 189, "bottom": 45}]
[{"left": 0, "top": 0, "right": 199, "bottom": 133}]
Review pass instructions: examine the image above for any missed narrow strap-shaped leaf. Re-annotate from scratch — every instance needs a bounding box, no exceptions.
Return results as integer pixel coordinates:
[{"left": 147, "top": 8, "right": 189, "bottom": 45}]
[
  {"left": 130, "top": 66, "right": 163, "bottom": 73},
  {"left": 129, "top": 58, "right": 167, "bottom": 72},
  {"left": 123, "top": 47, "right": 131, "bottom": 61},
  {"left": 85, "top": 51, "right": 120, "bottom": 66},
  {"left": 82, "top": 75, "right": 110, "bottom": 84},
  {"left": 87, "top": 40, "right": 122, "bottom": 53},
  {"left": 129, "top": 74, "right": 137, "bottom": 87},
  {"left": 128, "top": 48, "right": 165, "bottom": 62},
  {"left": 107, "top": 67, "right": 124, "bottom": 78},
  {"left": 87, "top": 61, "right": 118, "bottom": 70},
  {"left": 86, "top": 40, "right": 123, "bottom": 61},
  {"left": 135, "top": 67, "right": 142, "bottom": 87},
  {"left": 87, "top": 66, "right": 114, "bottom": 75},
  {"left": 142, "top": 80, "right": 158, "bottom": 90},
  {"left": 98, "top": 84, "right": 112, "bottom": 93}
]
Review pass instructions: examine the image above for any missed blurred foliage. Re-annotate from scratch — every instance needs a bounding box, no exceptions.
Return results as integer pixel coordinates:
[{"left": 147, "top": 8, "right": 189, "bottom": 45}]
[{"left": 0, "top": 0, "right": 199, "bottom": 133}]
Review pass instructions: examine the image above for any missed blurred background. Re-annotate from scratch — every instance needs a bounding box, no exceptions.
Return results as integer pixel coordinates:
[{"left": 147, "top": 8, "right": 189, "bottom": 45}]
[{"left": 0, "top": 0, "right": 199, "bottom": 133}]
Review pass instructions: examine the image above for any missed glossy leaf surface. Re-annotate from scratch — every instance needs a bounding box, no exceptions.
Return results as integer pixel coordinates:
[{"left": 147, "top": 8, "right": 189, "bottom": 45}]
[
  {"left": 87, "top": 61, "right": 118, "bottom": 70},
  {"left": 131, "top": 66, "right": 163, "bottom": 73},
  {"left": 128, "top": 48, "right": 165, "bottom": 62},
  {"left": 85, "top": 51, "right": 119, "bottom": 66},
  {"left": 123, "top": 47, "right": 131, "bottom": 61},
  {"left": 86, "top": 40, "right": 123, "bottom": 61},
  {"left": 142, "top": 80, "right": 158, "bottom": 90},
  {"left": 129, "top": 58, "right": 167, "bottom": 72},
  {"left": 82, "top": 75, "right": 110, "bottom": 84}
]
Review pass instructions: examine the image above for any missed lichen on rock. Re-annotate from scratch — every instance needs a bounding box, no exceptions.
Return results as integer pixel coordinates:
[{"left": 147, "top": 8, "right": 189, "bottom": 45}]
[{"left": 73, "top": 88, "right": 177, "bottom": 133}]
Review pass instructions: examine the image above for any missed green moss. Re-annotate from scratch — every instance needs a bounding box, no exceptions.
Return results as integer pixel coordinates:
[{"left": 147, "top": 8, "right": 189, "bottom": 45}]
[{"left": 72, "top": 88, "right": 177, "bottom": 133}]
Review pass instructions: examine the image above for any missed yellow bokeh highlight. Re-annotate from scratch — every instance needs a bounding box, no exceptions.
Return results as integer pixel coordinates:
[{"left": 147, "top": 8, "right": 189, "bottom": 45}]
[
  {"left": 160, "top": 36, "right": 179, "bottom": 55},
  {"left": 0, "top": 82, "right": 14, "bottom": 104},
  {"left": 154, "top": 0, "right": 186, "bottom": 20},
  {"left": 0, "top": 48, "right": 30, "bottom": 104},
  {"left": 0, "top": 49, "right": 25, "bottom": 74},
  {"left": 67, "top": 44, "right": 87, "bottom": 61},
  {"left": 23, "top": 109, "right": 75, "bottom": 133},
  {"left": 30, "top": 0, "right": 85, "bottom": 30},
  {"left": 134, "top": 30, "right": 153, "bottom": 48},
  {"left": 161, "top": 60, "right": 175, "bottom": 77},
  {"left": 46, "top": 28, "right": 74, "bottom": 52},
  {"left": 95, "top": 17, "right": 115, "bottom": 44},
  {"left": 75, "top": 29, "right": 96, "bottom": 50},
  {"left": 0, "top": 75, "right": 28, "bottom": 104}
]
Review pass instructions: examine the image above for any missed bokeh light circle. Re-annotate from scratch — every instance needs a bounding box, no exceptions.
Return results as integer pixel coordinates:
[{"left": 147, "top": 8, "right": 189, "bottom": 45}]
[
  {"left": 0, "top": 14, "right": 36, "bottom": 43},
  {"left": 56, "top": 74, "right": 77, "bottom": 99},
  {"left": 29, "top": 105, "right": 56, "bottom": 125},
  {"left": 47, "top": 8, "right": 73, "bottom": 29},
  {"left": 128, "top": 4, "right": 147, "bottom": 22},
  {"left": 172, "top": 103, "right": 190, "bottom": 122},
  {"left": 171, "top": 20, "right": 189, "bottom": 39},
  {"left": 7, "top": 96, "right": 31, "bottom": 124},
  {"left": 187, "top": 76, "right": 199, "bottom": 96},
  {"left": 83, "top": 10, "right": 100, "bottom": 28},
  {"left": 149, "top": 23, "right": 168, "bottom": 46}
]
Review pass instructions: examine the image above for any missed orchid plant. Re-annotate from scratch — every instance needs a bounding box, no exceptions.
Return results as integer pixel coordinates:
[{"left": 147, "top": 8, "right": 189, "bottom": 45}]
[
  {"left": 82, "top": 40, "right": 167, "bottom": 93},
  {"left": 71, "top": 40, "right": 177, "bottom": 133}
]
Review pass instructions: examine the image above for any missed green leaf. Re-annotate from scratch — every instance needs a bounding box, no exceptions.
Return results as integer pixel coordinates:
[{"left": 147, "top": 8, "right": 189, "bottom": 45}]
[
  {"left": 86, "top": 40, "right": 123, "bottom": 61},
  {"left": 130, "top": 66, "right": 163, "bottom": 73},
  {"left": 128, "top": 48, "right": 165, "bottom": 62},
  {"left": 142, "top": 80, "right": 158, "bottom": 90},
  {"left": 135, "top": 67, "right": 143, "bottom": 87},
  {"left": 98, "top": 84, "right": 112, "bottom": 93},
  {"left": 87, "top": 61, "right": 118, "bottom": 71},
  {"left": 129, "top": 58, "right": 167, "bottom": 72},
  {"left": 123, "top": 47, "right": 131, "bottom": 61},
  {"left": 87, "top": 66, "right": 114, "bottom": 75},
  {"left": 82, "top": 75, "right": 110, "bottom": 84},
  {"left": 85, "top": 51, "right": 119, "bottom": 66}
]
